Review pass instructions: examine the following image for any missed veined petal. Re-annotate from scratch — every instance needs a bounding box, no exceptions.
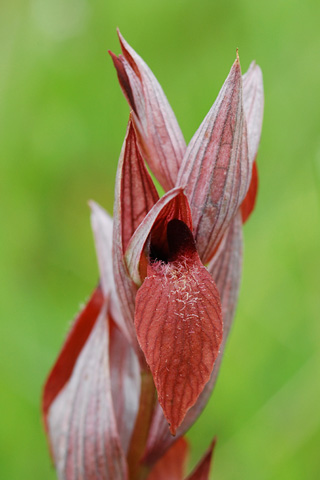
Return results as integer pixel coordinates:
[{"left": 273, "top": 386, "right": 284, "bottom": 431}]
[
  {"left": 143, "top": 213, "right": 242, "bottom": 463},
  {"left": 177, "top": 55, "right": 249, "bottom": 264},
  {"left": 113, "top": 119, "right": 159, "bottom": 355},
  {"left": 241, "top": 159, "right": 258, "bottom": 223},
  {"left": 90, "top": 201, "right": 129, "bottom": 341},
  {"left": 110, "top": 30, "right": 186, "bottom": 191},
  {"left": 42, "top": 286, "right": 104, "bottom": 434},
  {"left": 185, "top": 439, "right": 216, "bottom": 480},
  {"left": 208, "top": 210, "right": 243, "bottom": 339},
  {"left": 45, "top": 301, "right": 128, "bottom": 480},
  {"left": 117, "top": 118, "right": 159, "bottom": 251},
  {"left": 242, "top": 62, "right": 264, "bottom": 166},
  {"left": 110, "top": 320, "right": 141, "bottom": 455},
  {"left": 89, "top": 201, "right": 113, "bottom": 294},
  {"left": 125, "top": 188, "right": 192, "bottom": 286},
  {"left": 135, "top": 220, "right": 222, "bottom": 435},
  {"left": 147, "top": 437, "right": 189, "bottom": 480},
  {"left": 240, "top": 63, "right": 263, "bottom": 223}
]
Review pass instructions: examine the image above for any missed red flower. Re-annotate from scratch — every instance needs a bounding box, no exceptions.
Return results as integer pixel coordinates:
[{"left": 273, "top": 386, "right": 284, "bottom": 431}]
[{"left": 43, "top": 31, "right": 263, "bottom": 479}]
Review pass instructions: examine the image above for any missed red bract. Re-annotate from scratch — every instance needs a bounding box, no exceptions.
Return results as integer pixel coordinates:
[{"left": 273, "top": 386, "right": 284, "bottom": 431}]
[{"left": 43, "top": 31, "right": 263, "bottom": 480}]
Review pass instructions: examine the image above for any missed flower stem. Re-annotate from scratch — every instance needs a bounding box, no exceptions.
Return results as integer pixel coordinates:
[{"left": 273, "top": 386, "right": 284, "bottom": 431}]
[{"left": 127, "top": 369, "right": 156, "bottom": 480}]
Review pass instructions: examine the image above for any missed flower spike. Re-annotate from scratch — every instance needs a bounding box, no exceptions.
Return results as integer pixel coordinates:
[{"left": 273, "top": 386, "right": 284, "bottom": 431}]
[{"left": 43, "top": 30, "right": 264, "bottom": 480}]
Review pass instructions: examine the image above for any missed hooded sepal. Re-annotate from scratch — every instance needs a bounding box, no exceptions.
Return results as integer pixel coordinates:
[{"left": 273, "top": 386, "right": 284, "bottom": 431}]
[
  {"left": 44, "top": 298, "right": 128, "bottom": 480},
  {"left": 177, "top": 54, "right": 249, "bottom": 264},
  {"left": 110, "top": 30, "right": 186, "bottom": 191},
  {"left": 125, "top": 187, "right": 192, "bottom": 286},
  {"left": 110, "top": 320, "right": 141, "bottom": 455},
  {"left": 113, "top": 118, "right": 159, "bottom": 356},
  {"left": 42, "top": 286, "right": 104, "bottom": 435},
  {"left": 90, "top": 201, "right": 130, "bottom": 342}
]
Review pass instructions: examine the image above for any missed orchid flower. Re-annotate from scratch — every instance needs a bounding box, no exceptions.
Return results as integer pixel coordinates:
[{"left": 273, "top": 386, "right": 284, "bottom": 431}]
[{"left": 42, "top": 31, "right": 263, "bottom": 480}]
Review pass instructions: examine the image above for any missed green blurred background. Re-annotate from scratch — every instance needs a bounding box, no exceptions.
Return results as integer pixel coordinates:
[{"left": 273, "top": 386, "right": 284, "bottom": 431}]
[{"left": 1, "top": 0, "right": 320, "bottom": 478}]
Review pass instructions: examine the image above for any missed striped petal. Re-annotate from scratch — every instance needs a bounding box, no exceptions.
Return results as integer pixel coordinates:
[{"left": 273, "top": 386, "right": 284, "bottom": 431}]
[
  {"left": 113, "top": 118, "right": 159, "bottom": 355},
  {"left": 240, "top": 62, "right": 263, "bottom": 223},
  {"left": 42, "top": 287, "right": 104, "bottom": 435},
  {"left": 110, "top": 30, "right": 186, "bottom": 191},
  {"left": 45, "top": 301, "right": 128, "bottom": 480},
  {"left": 110, "top": 321, "right": 141, "bottom": 455},
  {"left": 242, "top": 62, "right": 264, "bottom": 166},
  {"left": 177, "top": 55, "right": 249, "bottom": 264},
  {"left": 90, "top": 201, "right": 129, "bottom": 342}
]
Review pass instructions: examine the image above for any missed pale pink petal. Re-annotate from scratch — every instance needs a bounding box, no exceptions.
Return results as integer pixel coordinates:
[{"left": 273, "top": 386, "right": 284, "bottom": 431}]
[
  {"left": 177, "top": 55, "right": 249, "bottom": 264},
  {"left": 113, "top": 119, "right": 159, "bottom": 356},
  {"left": 110, "top": 320, "right": 141, "bottom": 455},
  {"left": 110, "top": 31, "right": 186, "bottom": 191},
  {"left": 242, "top": 62, "right": 264, "bottom": 166},
  {"left": 47, "top": 304, "right": 128, "bottom": 480},
  {"left": 124, "top": 188, "right": 192, "bottom": 286},
  {"left": 89, "top": 201, "right": 114, "bottom": 295},
  {"left": 90, "top": 201, "right": 130, "bottom": 342},
  {"left": 42, "top": 287, "right": 104, "bottom": 435}
]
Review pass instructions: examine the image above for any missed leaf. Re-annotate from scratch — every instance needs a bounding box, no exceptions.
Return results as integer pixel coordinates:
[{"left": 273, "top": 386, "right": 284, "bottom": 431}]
[
  {"left": 110, "top": 30, "right": 186, "bottom": 191},
  {"left": 147, "top": 437, "right": 189, "bottom": 480},
  {"left": 45, "top": 302, "right": 128, "bottom": 480},
  {"left": 177, "top": 55, "right": 249, "bottom": 264},
  {"left": 135, "top": 220, "right": 222, "bottom": 435}
]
